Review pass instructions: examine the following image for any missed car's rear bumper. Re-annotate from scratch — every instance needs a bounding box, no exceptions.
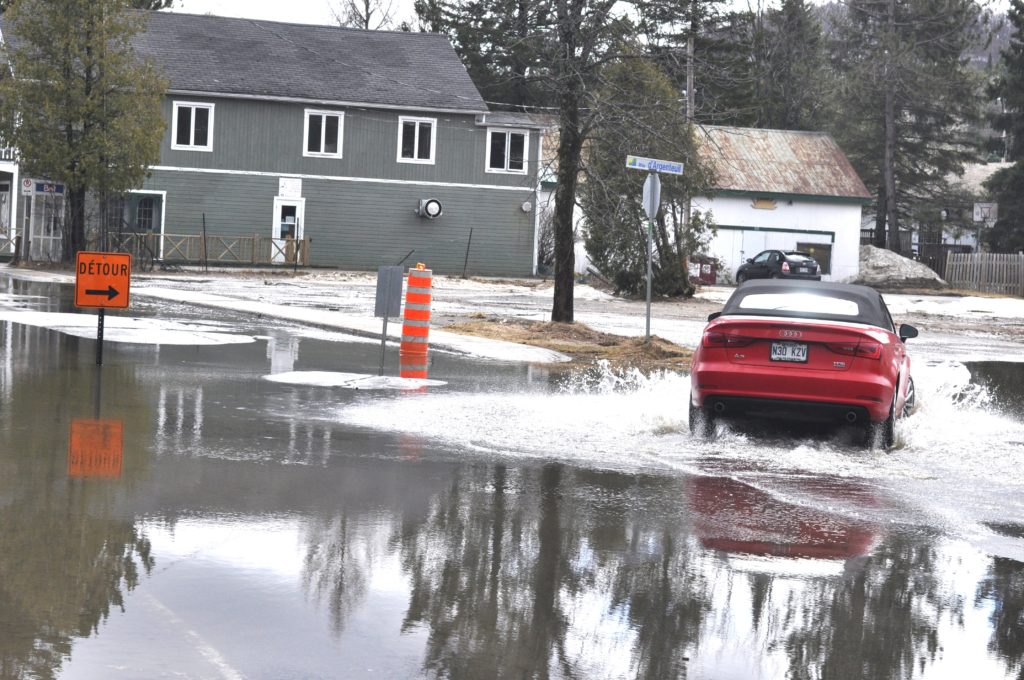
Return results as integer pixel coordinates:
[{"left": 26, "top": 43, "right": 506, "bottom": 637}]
[
  {"left": 691, "top": 364, "right": 893, "bottom": 422},
  {"left": 696, "top": 395, "right": 873, "bottom": 425},
  {"left": 781, "top": 273, "right": 822, "bottom": 281}
]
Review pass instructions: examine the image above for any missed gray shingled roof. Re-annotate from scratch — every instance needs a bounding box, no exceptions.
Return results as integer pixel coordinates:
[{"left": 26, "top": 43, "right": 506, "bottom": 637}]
[
  {"left": 699, "top": 126, "right": 872, "bottom": 201},
  {"left": 1, "top": 11, "right": 487, "bottom": 113}
]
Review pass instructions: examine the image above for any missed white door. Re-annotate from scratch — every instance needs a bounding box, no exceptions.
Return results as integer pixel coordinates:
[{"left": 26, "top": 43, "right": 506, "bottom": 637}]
[
  {"left": 272, "top": 197, "right": 304, "bottom": 264},
  {"left": 29, "top": 190, "right": 64, "bottom": 262}
]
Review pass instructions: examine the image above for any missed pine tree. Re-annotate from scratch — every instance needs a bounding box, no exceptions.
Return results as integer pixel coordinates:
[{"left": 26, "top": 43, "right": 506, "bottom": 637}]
[
  {"left": 0, "top": 0, "right": 168, "bottom": 260},
  {"left": 828, "top": 0, "right": 987, "bottom": 253},
  {"left": 985, "top": 0, "right": 1024, "bottom": 252},
  {"left": 581, "top": 57, "right": 715, "bottom": 296}
]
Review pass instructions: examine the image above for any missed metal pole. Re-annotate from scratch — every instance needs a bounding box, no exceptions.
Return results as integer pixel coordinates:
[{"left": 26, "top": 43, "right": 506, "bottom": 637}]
[
  {"left": 379, "top": 274, "right": 393, "bottom": 376},
  {"left": 646, "top": 219, "right": 653, "bottom": 341},
  {"left": 95, "top": 309, "right": 105, "bottom": 366}
]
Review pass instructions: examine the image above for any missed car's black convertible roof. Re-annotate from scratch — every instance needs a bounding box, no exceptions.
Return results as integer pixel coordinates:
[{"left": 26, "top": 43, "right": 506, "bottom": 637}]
[{"left": 719, "top": 279, "right": 893, "bottom": 330}]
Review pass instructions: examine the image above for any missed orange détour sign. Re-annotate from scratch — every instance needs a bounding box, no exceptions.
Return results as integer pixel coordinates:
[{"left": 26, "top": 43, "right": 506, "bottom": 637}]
[{"left": 75, "top": 251, "right": 131, "bottom": 309}]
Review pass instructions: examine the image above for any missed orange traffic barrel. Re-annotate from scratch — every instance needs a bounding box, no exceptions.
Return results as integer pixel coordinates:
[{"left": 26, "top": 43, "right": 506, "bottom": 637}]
[{"left": 400, "top": 264, "right": 432, "bottom": 378}]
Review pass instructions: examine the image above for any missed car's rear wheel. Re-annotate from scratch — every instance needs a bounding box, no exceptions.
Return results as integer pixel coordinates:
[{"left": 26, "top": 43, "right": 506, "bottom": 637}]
[
  {"left": 866, "top": 389, "right": 898, "bottom": 449},
  {"left": 689, "top": 400, "right": 714, "bottom": 439}
]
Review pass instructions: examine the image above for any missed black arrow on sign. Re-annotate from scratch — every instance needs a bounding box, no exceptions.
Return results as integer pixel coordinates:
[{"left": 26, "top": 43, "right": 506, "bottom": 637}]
[{"left": 85, "top": 286, "right": 120, "bottom": 300}]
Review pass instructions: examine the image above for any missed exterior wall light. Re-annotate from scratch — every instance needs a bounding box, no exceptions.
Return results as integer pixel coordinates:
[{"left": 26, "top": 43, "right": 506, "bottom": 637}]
[{"left": 417, "top": 198, "right": 443, "bottom": 219}]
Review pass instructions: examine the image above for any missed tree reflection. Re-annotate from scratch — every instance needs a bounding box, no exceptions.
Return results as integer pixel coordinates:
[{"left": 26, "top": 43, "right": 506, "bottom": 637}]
[
  {"left": 977, "top": 553, "right": 1024, "bottom": 679},
  {"left": 0, "top": 329, "right": 153, "bottom": 680}
]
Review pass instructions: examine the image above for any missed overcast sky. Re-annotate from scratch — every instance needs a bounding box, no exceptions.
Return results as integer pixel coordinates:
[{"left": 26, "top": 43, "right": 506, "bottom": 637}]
[{"left": 168, "top": 0, "right": 417, "bottom": 27}]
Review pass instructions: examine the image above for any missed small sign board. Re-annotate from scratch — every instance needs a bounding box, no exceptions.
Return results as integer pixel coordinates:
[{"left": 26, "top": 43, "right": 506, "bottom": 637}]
[
  {"left": 374, "top": 266, "right": 404, "bottom": 318},
  {"left": 20, "top": 178, "right": 32, "bottom": 195},
  {"left": 68, "top": 418, "right": 124, "bottom": 478},
  {"left": 75, "top": 252, "right": 131, "bottom": 309},
  {"left": 626, "top": 155, "right": 684, "bottom": 175},
  {"left": 642, "top": 172, "right": 661, "bottom": 221},
  {"left": 279, "top": 177, "right": 302, "bottom": 198}
]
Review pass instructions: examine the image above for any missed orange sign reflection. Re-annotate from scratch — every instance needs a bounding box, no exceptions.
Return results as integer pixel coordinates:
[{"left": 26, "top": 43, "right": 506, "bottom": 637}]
[{"left": 68, "top": 419, "right": 124, "bottom": 478}]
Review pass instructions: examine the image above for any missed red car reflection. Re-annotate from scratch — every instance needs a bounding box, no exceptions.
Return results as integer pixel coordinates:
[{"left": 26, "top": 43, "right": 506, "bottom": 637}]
[
  {"left": 689, "top": 280, "right": 918, "bottom": 448},
  {"left": 689, "top": 476, "right": 879, "bottom": 561}
]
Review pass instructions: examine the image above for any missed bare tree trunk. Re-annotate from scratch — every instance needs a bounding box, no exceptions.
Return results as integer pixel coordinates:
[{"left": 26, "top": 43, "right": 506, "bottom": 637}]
[
  {"left": 552, "top": 98, "right": 581, "bottom": 323},
  {"left": 551, "top": 0, "right": 584, "bottom": 324},
  {"left": 883, "top": 0, "right": 900, "bottom": 254}
]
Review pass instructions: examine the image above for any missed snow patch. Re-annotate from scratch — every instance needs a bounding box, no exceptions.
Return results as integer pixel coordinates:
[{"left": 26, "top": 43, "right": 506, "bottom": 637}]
[
  {"left": 856, "top": 245, "right": 946, "bottom": 289},
  {"left": 263, "top": 371, "right": 446, "bottom": 389},
  {"left": 0, "top": 310, "right": 256, "bottom": 345}
]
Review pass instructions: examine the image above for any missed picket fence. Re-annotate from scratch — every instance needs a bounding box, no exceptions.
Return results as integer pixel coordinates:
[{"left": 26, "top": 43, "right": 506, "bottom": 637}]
[{"left": 944, "top": 252, "right": 1024, "bottom": 297}]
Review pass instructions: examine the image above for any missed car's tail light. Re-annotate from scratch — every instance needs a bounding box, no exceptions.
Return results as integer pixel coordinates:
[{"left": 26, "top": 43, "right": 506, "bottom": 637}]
[
  {"left": 703, "top": 331, "right": 754, "bottom": 348},
  {"left": 827, "top": 342, "right": 882, "bottom": 359},
  {"left": 781, "top": 261, "right": 790, "bottom": 274}
]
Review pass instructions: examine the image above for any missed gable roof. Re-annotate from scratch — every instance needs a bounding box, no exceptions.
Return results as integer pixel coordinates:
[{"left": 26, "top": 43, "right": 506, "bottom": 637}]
[
  {"left": 1, "top": 11, "right": 488, "bottom": 114},
  {"left": 698, "top": 126, "right": 872, "bottom": 202}
]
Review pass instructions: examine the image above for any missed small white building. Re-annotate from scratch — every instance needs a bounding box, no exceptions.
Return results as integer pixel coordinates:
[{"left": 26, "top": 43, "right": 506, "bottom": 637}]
[{"left": 694, "top": 126, "right": 871, "bottom": 283}]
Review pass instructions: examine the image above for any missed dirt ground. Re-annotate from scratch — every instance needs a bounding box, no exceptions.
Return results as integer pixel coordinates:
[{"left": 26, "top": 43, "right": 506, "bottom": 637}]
[{"left": 445, "top": 315, "right": 695, "bottom": 373}]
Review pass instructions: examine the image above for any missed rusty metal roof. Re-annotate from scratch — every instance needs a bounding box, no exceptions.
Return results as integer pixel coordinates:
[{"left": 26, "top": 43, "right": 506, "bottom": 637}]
[{"left": 698, "top": 126, "right": 872, "bottom": 201}]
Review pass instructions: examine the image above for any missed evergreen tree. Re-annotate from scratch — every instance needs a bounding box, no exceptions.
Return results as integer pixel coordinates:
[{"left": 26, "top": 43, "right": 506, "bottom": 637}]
[
  {"left": 985, "top": 0, "right": 1024, "bottom": 252},
  {"left": 0, "top": 0, "right": 168, "bottom": 261},
  {"left": 581, "top": 57, "right": 715, "bottom": 296},
  {"left": 828, "top": 0, "right": 987, "bottom": 253}
]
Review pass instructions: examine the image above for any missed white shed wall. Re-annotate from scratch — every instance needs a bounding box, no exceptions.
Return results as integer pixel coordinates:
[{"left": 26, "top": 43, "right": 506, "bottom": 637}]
[{"left": 692, "top": 195, "right": 863, "bottom": 283}]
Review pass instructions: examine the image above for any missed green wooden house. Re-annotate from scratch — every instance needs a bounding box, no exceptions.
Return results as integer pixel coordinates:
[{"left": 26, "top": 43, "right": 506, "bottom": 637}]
[{"left": 2, "top": 11, "right": 546, "bottom": 275}]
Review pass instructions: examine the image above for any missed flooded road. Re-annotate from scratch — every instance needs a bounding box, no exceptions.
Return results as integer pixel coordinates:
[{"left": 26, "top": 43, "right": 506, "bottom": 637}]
[{"left": 1, "top": 276, "right": 1024, "bottom": 679}]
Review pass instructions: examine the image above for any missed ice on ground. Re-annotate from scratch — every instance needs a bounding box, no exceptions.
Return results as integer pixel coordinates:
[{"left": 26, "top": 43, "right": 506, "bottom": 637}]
[
  {"left": 263, "top": 371, "right": 446, "bottom": 389},
  {"left": 0, "top": 310, "right": 256, "bottom": 345}
]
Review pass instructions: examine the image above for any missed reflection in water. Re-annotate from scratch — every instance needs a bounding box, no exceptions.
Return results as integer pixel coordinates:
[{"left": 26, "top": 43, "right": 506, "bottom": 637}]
[
  {"left": 3, "top": 276, "right": 1024, "bottom": 679},
  {"left": 977, "top": 555, "right": 1024, "bottom": 679},
  {"left": 966, "top": 361, "right": 1024, "bottom": 421},
  {"left": 0, "top": 317, "right": 153, "bottom": 680}
]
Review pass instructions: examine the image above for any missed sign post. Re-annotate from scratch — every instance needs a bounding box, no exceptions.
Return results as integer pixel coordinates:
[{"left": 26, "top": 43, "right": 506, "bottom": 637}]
[
  {"left": 374, "top": 265, "right": 404, "bottom": 376},
  {"left": 627, "top": 156, "right": 682, "bottom": 341},
  {"left": 75, "top": 251, "right": 132, "bottom": 366}
]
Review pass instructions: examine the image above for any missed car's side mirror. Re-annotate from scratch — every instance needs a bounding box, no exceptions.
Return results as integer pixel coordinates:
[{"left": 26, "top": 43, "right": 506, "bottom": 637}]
[
  {"left": 746, "top": 258, "right": 753, "bottom": 264},
  {"left": 708, "top": 311, "right": 722, "bottom": 322},
  {"left": 899, "top": 323, "right": 918, "bottom": 342}
]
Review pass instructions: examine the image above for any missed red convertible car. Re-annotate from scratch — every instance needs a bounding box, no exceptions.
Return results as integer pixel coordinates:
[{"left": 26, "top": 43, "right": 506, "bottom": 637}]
[{"left": 689, "top": 279, "right": 918, "bottom": 447}]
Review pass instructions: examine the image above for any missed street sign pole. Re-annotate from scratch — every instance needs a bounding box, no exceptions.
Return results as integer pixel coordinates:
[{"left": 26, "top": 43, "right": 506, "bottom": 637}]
[
  {"left": 642, "top": 172, "right": 661, "bottom": 342},
  {"left": 96, "top": 309, "right": 105, "bottom": 366}
]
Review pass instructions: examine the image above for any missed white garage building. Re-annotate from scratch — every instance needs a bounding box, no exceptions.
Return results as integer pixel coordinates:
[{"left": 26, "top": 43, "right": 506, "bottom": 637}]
[{"left": 694, "top": 126, "right": 871, "bottom": 283}]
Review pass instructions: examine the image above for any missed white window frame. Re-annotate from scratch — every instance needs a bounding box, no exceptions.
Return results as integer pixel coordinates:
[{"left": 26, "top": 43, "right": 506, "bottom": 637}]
[
  {"left": 303, "top": 109, "right": 344, "bottom": 159},
  {"left": 486, "top": 127, "right": 530, "bottom": 175},
  {"left": 171, "top": 101, "right": 215, "bottom": 152},
  {"left": 396, "top": 116, "right": 437, "bottom": 165}
]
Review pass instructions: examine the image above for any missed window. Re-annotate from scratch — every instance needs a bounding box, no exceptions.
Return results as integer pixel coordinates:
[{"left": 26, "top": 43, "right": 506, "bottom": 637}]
[
  {"left": 397, "top": 116, "right": 436, "bottom": 164},
  {"left": 304, "top": 109, "right": 343, "bottom": 158},
  {"left": 486, "top": 129, "right": 528, "bottom": 174},
  {"left": 172, "top": 102, "right": 214, "bottom": 151},
  {"left": 137, "top": 197, "right": 154, "bottom": 231}
]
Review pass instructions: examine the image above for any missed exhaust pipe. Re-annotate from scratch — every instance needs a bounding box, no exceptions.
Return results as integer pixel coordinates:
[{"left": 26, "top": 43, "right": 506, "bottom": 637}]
[
  {"left": 713, "top": 402, "right": 726, "bottom": 414},
  {"left": 845, "top": 411, "right": 858, "bottom": 423}
]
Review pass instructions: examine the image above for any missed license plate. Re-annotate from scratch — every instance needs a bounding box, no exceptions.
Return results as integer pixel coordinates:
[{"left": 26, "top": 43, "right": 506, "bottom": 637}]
[{"left": 771, "top": 341, "right": 808, "bottom": 362}]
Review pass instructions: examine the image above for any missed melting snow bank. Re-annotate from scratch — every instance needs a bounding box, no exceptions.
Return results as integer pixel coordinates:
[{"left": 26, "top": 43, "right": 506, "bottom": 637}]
[
  {"left": 856, "top": 245, "right": 946, "bottom": 288},
  {"left": 0, "top": 310, "right": 256, "bottom": 345},
  {"left": 264, "top": 371, "right": 446, "bottom": 390},
  {"left": 137, "top": 286, "right": 570, "bottom": 364}
]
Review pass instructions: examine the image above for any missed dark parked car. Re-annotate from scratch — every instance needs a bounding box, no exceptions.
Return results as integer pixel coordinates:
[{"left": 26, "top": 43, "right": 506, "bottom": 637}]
[{"left": 736, "top": 250, "right": 821, "bottom": 282}]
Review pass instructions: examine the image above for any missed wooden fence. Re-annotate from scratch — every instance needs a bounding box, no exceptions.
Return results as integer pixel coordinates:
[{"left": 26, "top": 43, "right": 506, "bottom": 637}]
[
  {"left": 106, "top": 232, "right": 311, "bottom": 270},
  {"left": 945, "top": 252, "right": 1024, "bottom": 297}
]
